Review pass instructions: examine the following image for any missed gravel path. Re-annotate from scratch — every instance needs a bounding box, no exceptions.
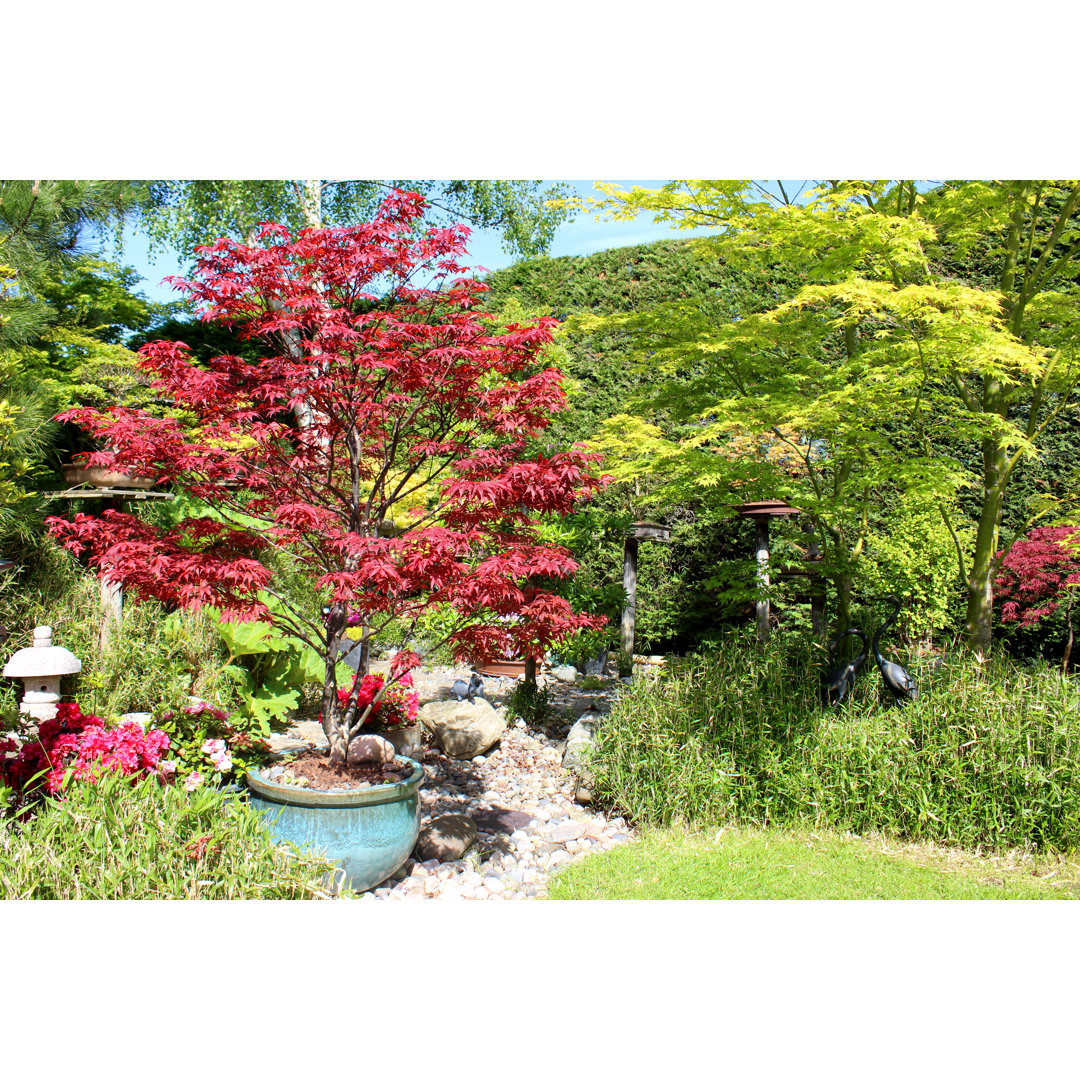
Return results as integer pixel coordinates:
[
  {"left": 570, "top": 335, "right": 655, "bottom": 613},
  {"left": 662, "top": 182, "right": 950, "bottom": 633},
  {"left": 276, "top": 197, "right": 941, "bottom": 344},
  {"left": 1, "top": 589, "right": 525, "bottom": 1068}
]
[{"left": 279, "top": 664, "right": 637, "bottom": 899}]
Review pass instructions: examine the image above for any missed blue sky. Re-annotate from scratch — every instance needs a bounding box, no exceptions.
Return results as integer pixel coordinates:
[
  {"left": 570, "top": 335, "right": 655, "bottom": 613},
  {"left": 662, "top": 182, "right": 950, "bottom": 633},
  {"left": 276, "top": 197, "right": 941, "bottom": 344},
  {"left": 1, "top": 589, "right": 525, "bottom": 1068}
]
[{"left": 97, "top": 180, "right": 760, "bottom": 307}]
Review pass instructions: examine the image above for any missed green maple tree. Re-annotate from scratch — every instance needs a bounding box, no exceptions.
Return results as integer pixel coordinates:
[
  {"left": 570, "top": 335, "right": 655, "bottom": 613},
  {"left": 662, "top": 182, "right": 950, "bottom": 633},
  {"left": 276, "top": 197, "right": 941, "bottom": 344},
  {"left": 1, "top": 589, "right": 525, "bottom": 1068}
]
[{"left": 568, "top": 180, "right": 1080, "bottom": 649}]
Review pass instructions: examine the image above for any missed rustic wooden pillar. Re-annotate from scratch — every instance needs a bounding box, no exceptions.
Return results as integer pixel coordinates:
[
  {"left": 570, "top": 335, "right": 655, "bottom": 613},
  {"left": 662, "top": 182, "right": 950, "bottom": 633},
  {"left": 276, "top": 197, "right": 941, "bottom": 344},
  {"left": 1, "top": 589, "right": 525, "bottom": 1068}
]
[
  {"left": 621, "top": 535, "right": 639, "bottom": 655},
  {"left": 99, "top": 577, "right": 123, "bottom": 653},
  {"left": 755, "top": 518, "right": 770, "bottom": 643},
  {"left": 810, "top": 590, "right": 826, "bottom": 638},
  {"left": 99, "top": 493, "right": 124, "bottom": 653}
]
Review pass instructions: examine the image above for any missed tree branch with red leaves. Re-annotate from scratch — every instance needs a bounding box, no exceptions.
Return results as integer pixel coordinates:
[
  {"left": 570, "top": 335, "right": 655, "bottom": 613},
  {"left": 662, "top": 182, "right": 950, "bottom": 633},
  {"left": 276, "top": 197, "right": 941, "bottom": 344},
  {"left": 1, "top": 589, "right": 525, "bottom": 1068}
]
[
  {"left": 995, "top": 525, "right": 1080, "bottom": 672},
  {"left": 48, "top": 190, "right": 607, "bottom": 764}
]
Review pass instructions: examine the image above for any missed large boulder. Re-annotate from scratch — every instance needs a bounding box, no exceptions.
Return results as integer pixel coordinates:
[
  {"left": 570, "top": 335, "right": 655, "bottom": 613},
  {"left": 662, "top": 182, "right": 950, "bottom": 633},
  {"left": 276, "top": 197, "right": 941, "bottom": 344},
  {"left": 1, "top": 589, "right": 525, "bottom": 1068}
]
[
  {"left": 550, "top": 664, "right": 578, "bottom": 684},
  {"left": 418, "top": 697, "right": 505, "bottom": 759},
  {"left": 562, "top": 708, "right": 602, "bottom": 773}
]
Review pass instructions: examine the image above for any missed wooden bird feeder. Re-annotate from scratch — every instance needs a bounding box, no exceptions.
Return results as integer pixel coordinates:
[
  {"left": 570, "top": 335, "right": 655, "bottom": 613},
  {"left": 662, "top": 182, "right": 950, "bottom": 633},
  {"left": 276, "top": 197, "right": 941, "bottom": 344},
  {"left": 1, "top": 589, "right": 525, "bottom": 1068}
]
[
  {"left": 736, "top": 501, "right": 801, "bottom": 643},
  {"left": 44, "top": 470, "right": 174, "bottom": 653}
]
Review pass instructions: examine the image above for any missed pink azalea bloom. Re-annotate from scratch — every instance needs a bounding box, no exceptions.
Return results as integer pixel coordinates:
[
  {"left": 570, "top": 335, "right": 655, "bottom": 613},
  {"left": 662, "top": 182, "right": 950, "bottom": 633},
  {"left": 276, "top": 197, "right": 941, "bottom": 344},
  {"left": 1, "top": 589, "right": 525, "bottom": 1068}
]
[{"left": 184, "top": 772, "right": 205, "bottom": 791}]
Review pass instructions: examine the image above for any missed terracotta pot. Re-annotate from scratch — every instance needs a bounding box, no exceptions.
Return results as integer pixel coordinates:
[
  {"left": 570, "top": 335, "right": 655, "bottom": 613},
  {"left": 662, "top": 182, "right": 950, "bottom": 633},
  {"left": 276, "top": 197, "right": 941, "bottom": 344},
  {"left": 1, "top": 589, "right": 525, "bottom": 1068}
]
[
  {"left": 370, "top": 723, "right": 422, "bottom": 761},
  {"left": 62, "top": 464, "right": 155, "bottom": 490}
]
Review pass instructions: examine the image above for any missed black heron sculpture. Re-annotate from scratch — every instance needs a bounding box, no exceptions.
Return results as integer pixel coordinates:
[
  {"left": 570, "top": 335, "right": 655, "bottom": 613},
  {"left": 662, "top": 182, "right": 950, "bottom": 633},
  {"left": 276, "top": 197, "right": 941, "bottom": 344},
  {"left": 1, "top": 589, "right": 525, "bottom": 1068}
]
[
  {"left": 872, "top": 595, "right": 919, "bottom": 705},
  {"left": 452, "top": 672, "right": 485, "bottom": 703},
  {"left": 821, "top": 627, "right": 869, "bottom": 706}
]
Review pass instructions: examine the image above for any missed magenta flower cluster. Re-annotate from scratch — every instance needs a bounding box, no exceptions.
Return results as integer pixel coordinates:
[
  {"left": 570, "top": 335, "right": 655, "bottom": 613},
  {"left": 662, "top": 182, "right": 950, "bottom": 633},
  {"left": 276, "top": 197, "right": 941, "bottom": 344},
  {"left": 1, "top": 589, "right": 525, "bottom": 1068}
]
[
  {"left": 0, "top": 702, "right": 173, "bottom": 796},
  {"left": 336, "top": 672, "right": 419, "bottom": 728}
]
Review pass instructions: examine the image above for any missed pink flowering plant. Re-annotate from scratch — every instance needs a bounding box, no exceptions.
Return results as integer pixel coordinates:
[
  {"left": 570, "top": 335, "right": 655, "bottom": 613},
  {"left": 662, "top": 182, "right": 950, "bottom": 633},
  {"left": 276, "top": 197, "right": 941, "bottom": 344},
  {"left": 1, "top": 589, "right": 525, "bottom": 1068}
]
[
  {"left": 336, "top": 672, "right": 419, "bottom": 731},
  {"left": 154, "top": 700, "right": 271, "bottom": 783},
  {"left": 0, "top": 702, "right": 173, "bottom": 802}
]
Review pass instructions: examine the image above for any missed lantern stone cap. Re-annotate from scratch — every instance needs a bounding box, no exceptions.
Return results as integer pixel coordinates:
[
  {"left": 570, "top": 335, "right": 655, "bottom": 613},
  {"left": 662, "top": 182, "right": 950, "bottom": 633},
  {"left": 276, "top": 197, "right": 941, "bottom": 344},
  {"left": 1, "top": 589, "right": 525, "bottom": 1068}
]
[{"left": 3, "top": 626, "right": 81, "bottom": 677}]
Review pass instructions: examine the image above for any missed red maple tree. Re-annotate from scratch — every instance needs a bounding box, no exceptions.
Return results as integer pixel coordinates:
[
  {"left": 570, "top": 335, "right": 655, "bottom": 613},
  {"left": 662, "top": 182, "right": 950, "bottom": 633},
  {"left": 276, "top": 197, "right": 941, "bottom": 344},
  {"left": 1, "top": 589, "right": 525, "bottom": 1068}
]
[
  {"left": 995, "top": 525, "right": 1080, "bottom": 671},
  {"left": 48, "top": 190, "right": 607, "bottom": 764}
]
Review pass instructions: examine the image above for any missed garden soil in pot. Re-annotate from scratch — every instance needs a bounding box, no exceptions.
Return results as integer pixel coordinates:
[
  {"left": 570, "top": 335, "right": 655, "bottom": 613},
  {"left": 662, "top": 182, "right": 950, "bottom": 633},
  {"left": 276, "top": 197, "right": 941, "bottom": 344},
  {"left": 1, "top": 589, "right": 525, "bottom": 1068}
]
[{"left": 279, "top": 750, "right": 412, "bottom": 791}]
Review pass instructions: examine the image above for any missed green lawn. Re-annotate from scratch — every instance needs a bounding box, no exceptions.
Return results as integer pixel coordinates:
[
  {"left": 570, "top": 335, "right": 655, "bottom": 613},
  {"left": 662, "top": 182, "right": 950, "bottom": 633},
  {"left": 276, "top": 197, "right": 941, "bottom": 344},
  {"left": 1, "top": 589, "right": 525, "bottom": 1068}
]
[{"left": 548, "top": 826, "right": 1080, "bottom": 900}]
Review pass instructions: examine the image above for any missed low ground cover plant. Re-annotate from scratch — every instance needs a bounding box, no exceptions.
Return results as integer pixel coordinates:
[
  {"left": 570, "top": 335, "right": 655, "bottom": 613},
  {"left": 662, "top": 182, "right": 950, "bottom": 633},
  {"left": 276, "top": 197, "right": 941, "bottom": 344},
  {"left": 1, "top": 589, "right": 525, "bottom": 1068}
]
[
  {"left": 587, "top": 631, "right": 1080, "bottom": 851},
  {"left": 0, "top": 770, "right": 338, "bottom": 899},
  {"left": 154, "top": 699, "right": 271, "bottom": 787},
  {"left": 504, "top": 678, "right": 551, "bottom": 726}
]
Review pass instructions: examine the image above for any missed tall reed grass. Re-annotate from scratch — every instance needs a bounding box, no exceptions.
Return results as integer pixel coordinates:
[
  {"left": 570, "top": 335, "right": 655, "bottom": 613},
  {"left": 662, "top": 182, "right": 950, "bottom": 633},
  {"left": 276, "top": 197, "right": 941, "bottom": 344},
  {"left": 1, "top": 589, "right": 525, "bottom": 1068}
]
[{"left": 589, "top": 633, "right": 1080, "bottom": 851}]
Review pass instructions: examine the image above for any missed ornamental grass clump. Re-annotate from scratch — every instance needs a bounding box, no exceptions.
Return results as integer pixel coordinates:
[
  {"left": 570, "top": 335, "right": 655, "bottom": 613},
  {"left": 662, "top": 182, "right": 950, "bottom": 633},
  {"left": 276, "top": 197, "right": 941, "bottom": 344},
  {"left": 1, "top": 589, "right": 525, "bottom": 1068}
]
[
  {"left": 0, "top": 770, "right": 338, "bottom": 899},
  {"left": 588, "top": 633, "right": 1080, "bottom": 851},
  {"left": 47, "top": 191, "right": 607, "bottom": 768}
]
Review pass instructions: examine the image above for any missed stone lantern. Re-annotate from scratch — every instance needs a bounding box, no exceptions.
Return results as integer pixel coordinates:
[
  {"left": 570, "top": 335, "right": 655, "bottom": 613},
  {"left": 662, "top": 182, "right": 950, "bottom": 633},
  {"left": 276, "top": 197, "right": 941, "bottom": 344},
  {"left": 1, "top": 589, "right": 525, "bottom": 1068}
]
[{"left": 3, "top": 625, "right": 81, "bottom": 722}]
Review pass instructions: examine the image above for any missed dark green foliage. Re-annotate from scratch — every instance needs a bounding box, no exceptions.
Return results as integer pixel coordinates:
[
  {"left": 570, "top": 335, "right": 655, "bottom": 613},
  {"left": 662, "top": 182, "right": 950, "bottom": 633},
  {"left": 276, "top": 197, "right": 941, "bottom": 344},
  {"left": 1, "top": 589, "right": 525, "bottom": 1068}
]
[
  {"left": 127, "top": 313, "right": 266, "bottom": 367},
  {"left": 484, "top": 240, "right": 807, "bottom": 651},
  {"left": 589, "top": 633, "right": 1080, "bottom": 851},
  {"left": 484, "top": 238, "right": 799, "bottom": 447}
]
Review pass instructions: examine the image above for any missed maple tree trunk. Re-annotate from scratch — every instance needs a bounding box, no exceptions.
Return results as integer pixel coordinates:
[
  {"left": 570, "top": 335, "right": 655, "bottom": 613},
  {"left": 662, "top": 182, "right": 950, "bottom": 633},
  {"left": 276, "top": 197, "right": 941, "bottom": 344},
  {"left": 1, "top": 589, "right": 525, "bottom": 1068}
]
[
  {"left": 965, "top": 440, "right": 1007, "bottom": 654},
  {"left": 321, "top": 604, "right": 348, "bottom": 765}
]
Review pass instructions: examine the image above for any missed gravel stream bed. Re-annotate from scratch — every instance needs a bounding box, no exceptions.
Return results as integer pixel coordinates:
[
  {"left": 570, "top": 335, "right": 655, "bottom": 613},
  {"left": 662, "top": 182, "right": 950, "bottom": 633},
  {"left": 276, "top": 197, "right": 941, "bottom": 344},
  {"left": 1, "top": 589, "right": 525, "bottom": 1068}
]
[{"left": 281, "top": 665, "right": 637, "bottom": 900}]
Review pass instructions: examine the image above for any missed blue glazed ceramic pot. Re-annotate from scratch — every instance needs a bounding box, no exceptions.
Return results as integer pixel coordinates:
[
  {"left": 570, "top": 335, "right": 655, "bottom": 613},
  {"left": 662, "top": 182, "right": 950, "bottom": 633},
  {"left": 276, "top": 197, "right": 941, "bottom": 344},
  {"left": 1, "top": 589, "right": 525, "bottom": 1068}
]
[{"left": 246, "top": 754, "right": 423, "bottom": 893}]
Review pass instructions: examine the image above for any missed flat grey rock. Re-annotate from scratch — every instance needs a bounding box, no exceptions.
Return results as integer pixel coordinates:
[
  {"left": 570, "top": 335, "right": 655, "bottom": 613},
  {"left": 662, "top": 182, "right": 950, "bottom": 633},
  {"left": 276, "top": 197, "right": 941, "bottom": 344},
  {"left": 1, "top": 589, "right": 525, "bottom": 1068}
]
[{"left": 470, "top": 806, "right": 533, "bottom": 834}]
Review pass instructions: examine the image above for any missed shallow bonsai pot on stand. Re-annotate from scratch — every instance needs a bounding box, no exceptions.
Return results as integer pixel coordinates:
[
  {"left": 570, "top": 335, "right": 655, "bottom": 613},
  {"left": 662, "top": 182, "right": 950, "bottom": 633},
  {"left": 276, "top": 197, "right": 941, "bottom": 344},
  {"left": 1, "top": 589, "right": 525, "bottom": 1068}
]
[
  {"left": 245, "top": 754, "right": 424, "bottom": 892},
  {"left": 62, "top": 464, "right": 155, "bottom": 490},
  {"left": 476, "top": 658, "right": 527, "bottom": 679}
]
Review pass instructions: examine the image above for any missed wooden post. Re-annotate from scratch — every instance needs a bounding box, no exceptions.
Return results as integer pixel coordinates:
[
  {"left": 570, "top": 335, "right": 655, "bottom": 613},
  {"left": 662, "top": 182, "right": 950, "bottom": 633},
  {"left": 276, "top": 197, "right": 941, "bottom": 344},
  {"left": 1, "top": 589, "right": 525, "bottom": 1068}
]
[
  {"left": 621, "top": 535, "right": 639, "bottom": 655},
  {"left": 755, "top": 517, "right": 770, "bottom": 644},
  {"left": 99, "top": 493, "right": 124, "bottom": 653},
  {"left": 99, "top": 577, "right": 123, "bottom": 653}
]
